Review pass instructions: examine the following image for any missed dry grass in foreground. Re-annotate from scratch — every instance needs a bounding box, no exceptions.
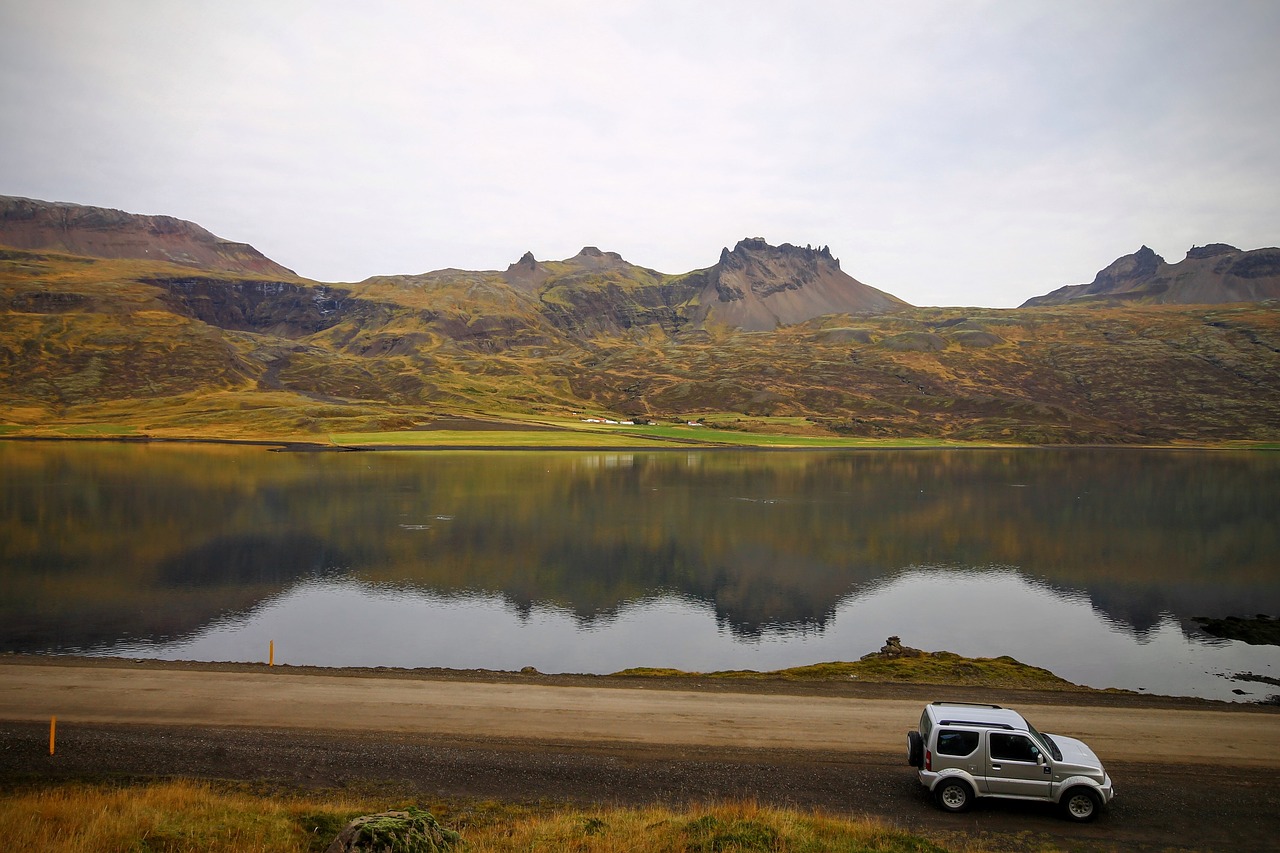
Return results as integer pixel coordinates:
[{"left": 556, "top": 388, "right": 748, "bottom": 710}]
[{"left": 0, "top": 780, "right": 1001, "bottom": 853}]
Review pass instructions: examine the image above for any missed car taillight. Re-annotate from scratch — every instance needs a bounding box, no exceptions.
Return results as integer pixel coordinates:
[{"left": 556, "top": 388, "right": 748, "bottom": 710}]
[{"left": 925, "top": 749, "right": 932, "bottom": 771}]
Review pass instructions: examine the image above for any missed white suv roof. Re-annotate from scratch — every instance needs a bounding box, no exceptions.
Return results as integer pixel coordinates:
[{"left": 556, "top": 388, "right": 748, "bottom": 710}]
[{"left": 926, "top": 701, "right": 1028, "bottom": 731}]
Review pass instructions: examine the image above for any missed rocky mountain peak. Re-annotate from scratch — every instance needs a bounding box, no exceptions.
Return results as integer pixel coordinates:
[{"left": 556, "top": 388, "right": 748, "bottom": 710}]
[
  {"left": 569, "top": 246, "right": 628, "bottom": 269},
  {"left": 1185, "top": 243, "right": 1239, "bottom": 260},
  {"left": 502, "top": 250, "right": 549, "bottom": 292},
  {"left": 677, "top": 237, "right": 905, "bottom": 331},
  {"left": 573, "top": 244, "right": 627, "bottom": 261},
  {"left": 719, "top": 238, "right": 839, "bottom": 271},
  {"left": 1086, "top": 246, "right": 1163, "bottom": 293}
]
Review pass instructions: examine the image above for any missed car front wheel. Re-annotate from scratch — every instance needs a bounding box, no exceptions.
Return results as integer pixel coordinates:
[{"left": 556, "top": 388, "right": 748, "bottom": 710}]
[
  {"left": 935, "top": 779, "right": 973, "bottom": 813},
  {"left": 1060, "top": 787, "right": 1100, "bottom": 822}
]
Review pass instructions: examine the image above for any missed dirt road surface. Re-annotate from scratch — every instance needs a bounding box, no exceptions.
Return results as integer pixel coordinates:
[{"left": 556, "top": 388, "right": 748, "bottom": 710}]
[{"left": 3, "top": 659, "right": 1279, "bottom": 851}]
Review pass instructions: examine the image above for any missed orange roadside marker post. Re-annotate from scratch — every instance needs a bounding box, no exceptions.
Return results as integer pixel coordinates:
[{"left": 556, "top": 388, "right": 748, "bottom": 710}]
[
  {"left": 49, "top": 716, "right": 56, "bottom": 755},
  {"left": 269, "top": 640, "right": 274, "bottom": 667}
]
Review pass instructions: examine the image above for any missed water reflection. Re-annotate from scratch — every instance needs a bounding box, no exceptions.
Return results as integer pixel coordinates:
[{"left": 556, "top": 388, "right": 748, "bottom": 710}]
[
  {"left": 95, "top": 570, "right": 1279, "bottom": 701},
  {"left": 2, "top": 442, "right": 1277, "bottom": 700}
]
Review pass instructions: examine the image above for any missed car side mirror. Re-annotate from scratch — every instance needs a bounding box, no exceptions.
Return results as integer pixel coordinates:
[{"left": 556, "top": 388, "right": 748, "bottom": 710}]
[{"left": 1036, "top": 753, "right": 1046, "bottom": 766}]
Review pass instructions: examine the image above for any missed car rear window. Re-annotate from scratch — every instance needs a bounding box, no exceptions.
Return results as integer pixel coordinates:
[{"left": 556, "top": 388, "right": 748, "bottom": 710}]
[{"left": 936, "top": 729, "right": 979, "bottom": 756}]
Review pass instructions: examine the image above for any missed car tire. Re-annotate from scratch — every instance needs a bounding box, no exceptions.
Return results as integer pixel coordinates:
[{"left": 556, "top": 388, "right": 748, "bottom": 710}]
[
  {"left": 1060, "top": 787, "right": 1100, "bottom": 822},
  {"left": 934, "top": 779, "right": 973, "bottom": 813},
  {"left": 907, "top": 731, "right": 924, "bottom": 768}
]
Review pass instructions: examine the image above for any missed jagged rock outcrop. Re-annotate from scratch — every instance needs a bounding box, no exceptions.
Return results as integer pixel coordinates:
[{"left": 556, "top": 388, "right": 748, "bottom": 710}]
[
  {"left": 501, "top": 250, "right": 550, "bottom": 292},
  {"left": 677, "top": 238, "right": 909, "bottom": 330},
  {"left": 0, "top": 195, "right": 295, "bottom": 277},
  {"left": 1022, "top": 244, "right": 1280, "bottom": 307}
]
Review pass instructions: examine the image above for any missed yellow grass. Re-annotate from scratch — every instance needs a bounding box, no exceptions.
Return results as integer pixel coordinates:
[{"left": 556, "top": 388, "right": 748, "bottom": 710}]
[
  {"left": 0, "top": 780, "right": 349, "bottom": 852},
  {"left": 0, "top": 781, "right": 1028, "bottom": 852}
]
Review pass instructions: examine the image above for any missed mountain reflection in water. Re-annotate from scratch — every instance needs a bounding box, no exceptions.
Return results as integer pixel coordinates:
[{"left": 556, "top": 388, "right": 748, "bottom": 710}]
[{"left": 2, "top": 442, "right": 1277, "bottom": 701}]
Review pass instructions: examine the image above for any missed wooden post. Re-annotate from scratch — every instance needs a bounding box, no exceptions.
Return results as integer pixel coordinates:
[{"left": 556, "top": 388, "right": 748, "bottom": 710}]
[
  {"left": 49, "top": 716, "right": 56, "bottom": 755},
  {"left": 269, "top": 640, "right": 274, "bottom": 667}
]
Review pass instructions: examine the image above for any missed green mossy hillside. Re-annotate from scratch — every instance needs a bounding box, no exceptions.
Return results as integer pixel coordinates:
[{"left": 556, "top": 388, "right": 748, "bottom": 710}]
[{"left": 616, "top": 651, "right": 1084, "bottom": 691}]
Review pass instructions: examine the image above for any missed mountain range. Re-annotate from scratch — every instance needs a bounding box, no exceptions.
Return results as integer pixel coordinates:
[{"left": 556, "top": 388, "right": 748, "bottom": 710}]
[
  {"left": 1022, "top": 243, "right": 1280, "bottom": 307},
  {"left": 6, "top": 195, "right": 1280, "bottom": 311},
  {"left": 2, "top": 194, "right": 1278, "bottom": 444}
]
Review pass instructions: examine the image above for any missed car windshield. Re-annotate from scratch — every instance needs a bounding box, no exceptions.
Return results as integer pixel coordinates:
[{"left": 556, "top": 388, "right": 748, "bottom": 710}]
[{"left": 1026, "top": 722, "right": 1063, "bottom": 761}]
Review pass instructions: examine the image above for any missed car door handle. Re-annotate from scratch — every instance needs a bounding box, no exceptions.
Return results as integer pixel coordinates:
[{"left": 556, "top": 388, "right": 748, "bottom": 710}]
[{"left": 990, "top": 764, "right": 1002, "bottom": 770}]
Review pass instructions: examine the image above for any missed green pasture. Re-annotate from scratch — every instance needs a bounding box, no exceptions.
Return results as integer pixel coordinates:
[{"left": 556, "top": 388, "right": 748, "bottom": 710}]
[{"left": 328, "top": 429, "right": 675, "bottom": 448}]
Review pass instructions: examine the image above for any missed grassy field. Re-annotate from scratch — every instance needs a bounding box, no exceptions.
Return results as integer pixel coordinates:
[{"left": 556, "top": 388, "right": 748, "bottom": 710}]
[
  {"left": 618, "top": 423, "right": 974, "bottom": 448},
  {"left": 0, "top": 781, "right": 977, "bottom": 853},
  {"left": 328, "top": 428, "right": 679, "bottom": 448},
  {"left": 327, "top": 423, "right": 976, "bottom": 449}
]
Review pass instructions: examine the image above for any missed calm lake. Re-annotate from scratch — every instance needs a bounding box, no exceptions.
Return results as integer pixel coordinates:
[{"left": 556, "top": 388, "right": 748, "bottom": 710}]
[{"left": 3, "top": 441, "right": 1278, "bottom": 702}]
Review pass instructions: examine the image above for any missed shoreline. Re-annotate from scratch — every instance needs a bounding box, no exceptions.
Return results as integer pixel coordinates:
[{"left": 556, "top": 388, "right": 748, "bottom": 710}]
[
  {"left": 2, "top": 433, "right": 1275, "bottom": 452},
  {"left": 6, "top": 653, "right": 1267, "bottom": 712}
]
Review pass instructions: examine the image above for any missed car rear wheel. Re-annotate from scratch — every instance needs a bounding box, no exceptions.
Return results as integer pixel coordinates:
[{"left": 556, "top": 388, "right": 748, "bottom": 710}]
[
  {"left": 907, "top": 730, "right": 923, "bottom": 767},
  {"left": 1060, "top": 787, "right": 1100, "bottom": 822},
  {"left": 935, "top": 779, "right": 973, "bottom": 813}
]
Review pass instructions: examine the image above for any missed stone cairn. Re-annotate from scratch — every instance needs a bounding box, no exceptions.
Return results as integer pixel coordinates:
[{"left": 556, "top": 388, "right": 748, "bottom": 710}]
[{"left": 862, "top": 635, "right": 925, "bottom": 660}]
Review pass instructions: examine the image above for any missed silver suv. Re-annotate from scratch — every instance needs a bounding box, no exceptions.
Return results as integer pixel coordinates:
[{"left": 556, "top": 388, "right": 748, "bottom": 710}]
[{"left": 907, "top": 701, "right": 1115, "bottom": 822}]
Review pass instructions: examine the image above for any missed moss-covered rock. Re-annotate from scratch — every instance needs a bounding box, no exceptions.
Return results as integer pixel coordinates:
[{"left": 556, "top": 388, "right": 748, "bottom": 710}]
[{"left": 325, "top": 807, "right": 460, "bottom": 853}]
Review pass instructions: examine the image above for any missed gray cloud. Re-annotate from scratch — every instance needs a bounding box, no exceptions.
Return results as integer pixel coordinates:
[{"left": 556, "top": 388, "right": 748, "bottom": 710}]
[{"left": 2, "top": 0, "right": 1278, "bottom": 306}]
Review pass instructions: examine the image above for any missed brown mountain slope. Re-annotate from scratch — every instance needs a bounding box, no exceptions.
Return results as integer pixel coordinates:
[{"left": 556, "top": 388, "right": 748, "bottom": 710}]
[
  {"left": 1022, "top": 244, "right": 1280, "bottom": 307},
  {"left": 0, "top": 195, "right": 296, "bottom": 278}
]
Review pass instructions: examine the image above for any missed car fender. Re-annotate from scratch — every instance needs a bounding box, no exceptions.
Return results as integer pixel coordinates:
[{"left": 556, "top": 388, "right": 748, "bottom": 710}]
[
  {"left": 1053, "top": 775, "right": 1107, "bottom": 803},
  {"left": 930, "top": 768, "right": 983, "bottom": 797}
]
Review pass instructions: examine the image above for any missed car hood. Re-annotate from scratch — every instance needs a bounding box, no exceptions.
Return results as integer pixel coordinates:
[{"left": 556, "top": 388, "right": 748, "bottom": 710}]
[{"left": 1048, "top": 733, "right": 1104, "bottom": 772}]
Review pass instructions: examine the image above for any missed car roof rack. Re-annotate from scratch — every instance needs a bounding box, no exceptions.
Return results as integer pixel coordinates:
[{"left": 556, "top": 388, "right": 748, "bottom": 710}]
[
  {"left": 939, "top": 719, "right": 1016, "bottom": 729},
  {"left": 931, "top": 701, "right": 1003, "bottom": 709}
]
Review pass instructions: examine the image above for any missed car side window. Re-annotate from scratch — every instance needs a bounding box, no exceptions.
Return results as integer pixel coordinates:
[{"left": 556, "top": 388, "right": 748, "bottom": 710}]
[
  {"left": 936, "top": 729, "right": 979, "bottom": 756},
  {"left": 990, "top": 733, "right": 1041, "bottom": 763}
]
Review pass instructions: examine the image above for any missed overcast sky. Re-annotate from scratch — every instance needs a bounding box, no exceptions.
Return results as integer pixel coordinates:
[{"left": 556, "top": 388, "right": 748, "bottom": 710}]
[{"left": 2, "top": 1, "right": 1278, "bottom": 307}]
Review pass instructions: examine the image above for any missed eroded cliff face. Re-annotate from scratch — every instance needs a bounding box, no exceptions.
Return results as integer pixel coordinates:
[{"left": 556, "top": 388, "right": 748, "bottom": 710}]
[
  {"left": 0, "top": 196, "right": 296, "bottom": 277},
  {"left": 1022, "top": 243, "right": 1280, "bottom": 307},
  {"left": 150, "top": 278, "right": 355, "bottom": 336}
]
